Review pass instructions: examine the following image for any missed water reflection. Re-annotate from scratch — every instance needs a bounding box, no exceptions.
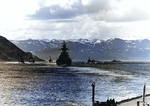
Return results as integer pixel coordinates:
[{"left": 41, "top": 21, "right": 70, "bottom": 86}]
[
  {"left": 0, "top": 67, "right": 91, "bottom": 106},
  {"left": 0, "top": 63, "right": 150, "bottom": 106}
]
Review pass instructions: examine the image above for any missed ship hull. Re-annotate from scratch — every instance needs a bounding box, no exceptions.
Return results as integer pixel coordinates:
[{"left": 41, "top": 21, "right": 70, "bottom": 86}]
[{"left": 56, "top": 58, "right": 72, "bottom": 66}]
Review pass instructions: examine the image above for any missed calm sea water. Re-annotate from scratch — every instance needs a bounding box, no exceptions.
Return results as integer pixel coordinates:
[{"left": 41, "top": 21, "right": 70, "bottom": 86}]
[{"left": 0, "top": 63, "right": 150, "bottom": 106}]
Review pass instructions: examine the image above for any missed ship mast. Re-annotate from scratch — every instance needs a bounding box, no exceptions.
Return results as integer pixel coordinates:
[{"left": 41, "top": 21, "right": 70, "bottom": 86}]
[{"left": 61, "top": 41, "right": 69, "bottom": 52}]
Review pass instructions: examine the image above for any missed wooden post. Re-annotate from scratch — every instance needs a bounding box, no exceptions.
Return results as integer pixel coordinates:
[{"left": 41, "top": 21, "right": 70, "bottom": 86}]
[
  {"left": 92, "top": 82, "right": 95, "bottom": 106},
  {"left": 137, "top": 101, "right": 140, "bottom": 106},
  {"left": 143, "top": 83, "right": 146, "bottom": 106}
]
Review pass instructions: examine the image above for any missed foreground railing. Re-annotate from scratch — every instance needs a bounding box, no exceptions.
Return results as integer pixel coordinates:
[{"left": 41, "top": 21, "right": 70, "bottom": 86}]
[
  {"left": 91, "top": 82, "right": 150, "bottom": 106},
  {"left": 137, "top": 84, "right": 149, "bottom": 106}
]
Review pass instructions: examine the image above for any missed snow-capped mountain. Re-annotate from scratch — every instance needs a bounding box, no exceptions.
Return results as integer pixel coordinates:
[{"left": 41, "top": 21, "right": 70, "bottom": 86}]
[{"left": 11, "top": 38, "right": 150, "bottom": 61}]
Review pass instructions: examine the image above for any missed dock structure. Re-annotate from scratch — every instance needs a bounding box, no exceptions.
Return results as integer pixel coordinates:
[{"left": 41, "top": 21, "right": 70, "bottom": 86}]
[
  {"left": 117, "top": 84, "right": 150, "bottom": 106},
  {"left": 90, "top": 83, "right": 150, "bottom": 106},
  {"left": 136, "top": 84, "right": 149, "bottom": 106},
  {"left": 91, "top": 82, "right": 117, "bottom": 106}
]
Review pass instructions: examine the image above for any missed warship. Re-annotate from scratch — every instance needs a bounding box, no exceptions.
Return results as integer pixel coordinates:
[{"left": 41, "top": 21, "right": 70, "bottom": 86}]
[{"left": 56, "top": 41, "right": 72, "bottom": 66}]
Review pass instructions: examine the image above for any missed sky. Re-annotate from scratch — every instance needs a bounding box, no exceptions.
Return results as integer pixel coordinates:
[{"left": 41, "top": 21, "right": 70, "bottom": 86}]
[{"left": 1, "top": 0, "right": 150, "bottom": 40}]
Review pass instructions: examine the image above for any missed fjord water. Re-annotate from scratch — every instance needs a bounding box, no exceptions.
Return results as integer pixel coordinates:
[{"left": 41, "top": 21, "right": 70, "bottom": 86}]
[{"left": 0, "top": 63, "right": 150, "bottom": 106}]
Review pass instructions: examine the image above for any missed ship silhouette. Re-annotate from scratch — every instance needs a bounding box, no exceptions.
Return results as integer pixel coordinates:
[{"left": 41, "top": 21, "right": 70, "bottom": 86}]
[{"left": 56, "top": 41, "right": 72, "bottom": 66}]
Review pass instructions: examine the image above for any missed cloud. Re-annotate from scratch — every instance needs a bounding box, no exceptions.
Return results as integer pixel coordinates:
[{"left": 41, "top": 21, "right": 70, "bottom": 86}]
[
  {"left": 3, "top": 0, "right": 150, "bottom": 40},
  {"left": 28, "top": 0, "right": 113, "bottom": 20},
  {"left": 28, "top": 0, "right": 150, "bottom": 22},
  {"left": 28, "top": 0, "right": 85, "bottom": 19},
  {"left": 93, "top": 0, "right": 150, "bottom": 22}
]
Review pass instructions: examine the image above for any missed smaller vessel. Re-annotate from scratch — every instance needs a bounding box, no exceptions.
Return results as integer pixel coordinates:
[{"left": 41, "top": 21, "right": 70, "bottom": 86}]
[
  {"left": 49, "top": 56, "right": 53, "bottom": 63},
  {"left": 56, "top": 41, "right": 72, "bottom": 66},
  {"left": 19, "top": 56, "right": 24, "bottom": 64},
  {"left": 111, "top": 59, "right": 122, "bottom": 63},
  {"left": 87, "top": 57, "right": 102, "bottom": 64},
  {"left": 29, "top": 54, "right": 35, "bottom": 63}
]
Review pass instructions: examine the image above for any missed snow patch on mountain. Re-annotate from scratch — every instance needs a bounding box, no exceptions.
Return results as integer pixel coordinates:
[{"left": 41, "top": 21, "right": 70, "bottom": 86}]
[{"left": 11, "top": 38, "right": 150, "bottom": 61}]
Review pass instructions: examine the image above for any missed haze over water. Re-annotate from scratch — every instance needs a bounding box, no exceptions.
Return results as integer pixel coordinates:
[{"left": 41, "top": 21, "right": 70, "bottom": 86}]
[{"left": 0, "top": 63, "right": 150, "bottom": 106}]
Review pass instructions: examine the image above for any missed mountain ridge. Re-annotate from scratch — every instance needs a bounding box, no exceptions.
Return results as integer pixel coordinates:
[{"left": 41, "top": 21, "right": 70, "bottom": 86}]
[{"left": 11, "top": 38, "right": 150, "bottom": 61}]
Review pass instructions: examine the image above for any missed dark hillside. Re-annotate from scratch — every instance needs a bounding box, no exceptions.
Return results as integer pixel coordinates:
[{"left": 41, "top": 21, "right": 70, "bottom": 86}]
[{"left": 0, "top": 35, "right": 43, "bottom": 61}]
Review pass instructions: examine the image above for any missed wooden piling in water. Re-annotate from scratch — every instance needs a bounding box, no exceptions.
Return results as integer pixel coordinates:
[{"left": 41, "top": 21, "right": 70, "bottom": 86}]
[{"left": 92, "top": 82, "right": 95, "bottom": 106}]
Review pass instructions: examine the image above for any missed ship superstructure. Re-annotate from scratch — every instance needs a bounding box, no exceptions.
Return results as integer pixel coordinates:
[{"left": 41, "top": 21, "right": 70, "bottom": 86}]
[{"left": 56, "top": 41, "right": 72, "bottom": 66}]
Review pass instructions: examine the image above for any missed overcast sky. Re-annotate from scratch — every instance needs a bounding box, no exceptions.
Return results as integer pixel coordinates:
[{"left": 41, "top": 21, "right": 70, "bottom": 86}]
[{"left": 1, "top": 0, "right": 150, "bottom": 40}]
